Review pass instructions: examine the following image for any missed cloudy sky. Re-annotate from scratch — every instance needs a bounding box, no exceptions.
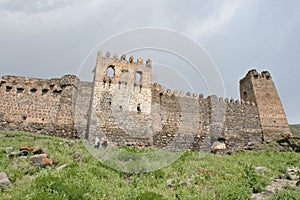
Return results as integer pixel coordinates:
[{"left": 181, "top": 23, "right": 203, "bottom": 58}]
[{"left": 0, "top": 0, "right": 299, "bottom": 124}]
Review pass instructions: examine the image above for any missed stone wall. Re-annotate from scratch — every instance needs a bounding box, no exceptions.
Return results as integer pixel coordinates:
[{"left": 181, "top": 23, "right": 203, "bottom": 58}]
[
  {"left": 240, "top": 70, "right": 290, "bottom": 142},
  {"left": 0, "top": 75, "right": 80, "bottom": 138},
  {"left": 151, "top": 83, "right": 262, "bottom": 151},
  {"left": 223, "top": 99, "right": 262, "bottom": 150},
  {"left": 0, "top": 52, "right": 290, "bottom": 152}
]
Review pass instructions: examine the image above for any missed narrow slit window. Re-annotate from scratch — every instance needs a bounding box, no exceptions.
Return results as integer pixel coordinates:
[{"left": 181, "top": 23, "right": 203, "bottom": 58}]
[
  {"left": 108, "top": 79, "right": 112, "bottom": 88},
  {"left": 137, "top": 103, "right": 141, "bottom": 113}
]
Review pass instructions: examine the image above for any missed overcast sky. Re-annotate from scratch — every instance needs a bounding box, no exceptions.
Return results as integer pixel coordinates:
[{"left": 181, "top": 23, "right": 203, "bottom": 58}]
[{"left": 0, "top": 0, "right": 299, "bottom": 124}]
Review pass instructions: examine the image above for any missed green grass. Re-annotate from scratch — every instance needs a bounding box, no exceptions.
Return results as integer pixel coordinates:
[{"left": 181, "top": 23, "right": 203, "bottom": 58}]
[
  {"left": 290, "top": 124, "right": 300, "bottom": 138},
  {"left": 1, "top": 131, "right": 300, "bottom": 199}
]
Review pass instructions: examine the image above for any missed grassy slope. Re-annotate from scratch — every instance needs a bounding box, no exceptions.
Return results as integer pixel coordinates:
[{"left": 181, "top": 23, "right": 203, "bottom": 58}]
[
  {"left": 0, "top": 132, "right": 300, "bottom": 200},
  {"left": 290, "top": 124, "right": 300, "bottom": 138}
]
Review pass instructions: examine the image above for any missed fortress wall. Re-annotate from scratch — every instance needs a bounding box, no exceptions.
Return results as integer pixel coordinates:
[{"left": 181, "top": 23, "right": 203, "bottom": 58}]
[
  {"left": 223, "top": 99, "right": 262, "bottom": 149},
  {"left": 152, "top": 84, "right": 262, "bottom": 152},
  {"left": 0, "top": 58, "right": 288, "bottom": 152},
  {"left": 0, "top": 75, "right": 79, "bottom": 138},
  {"left": 152, "top": 84, "right": 211, "bottom": 151}
]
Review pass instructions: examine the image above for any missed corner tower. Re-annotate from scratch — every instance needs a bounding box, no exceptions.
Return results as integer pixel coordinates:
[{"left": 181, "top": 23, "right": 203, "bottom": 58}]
[
  {"left": 87, "top": 51, "right": 153, "bottom": 145},
  {"left": 239, "top": 69, "right": 290, "bottom": 141}
]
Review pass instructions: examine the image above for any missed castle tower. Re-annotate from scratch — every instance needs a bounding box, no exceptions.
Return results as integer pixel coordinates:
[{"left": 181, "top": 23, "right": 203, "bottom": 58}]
[
  {"left": 239, "top": 69, "right": 290, "bottom": 141},
  {"left": 87, "top": 51, "right": 153, "bottom": 145}
]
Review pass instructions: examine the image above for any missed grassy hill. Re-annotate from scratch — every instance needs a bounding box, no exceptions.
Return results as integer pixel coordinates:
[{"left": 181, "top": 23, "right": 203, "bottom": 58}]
[
  {"left": 1, "top": 131, "right": 300, "bottom": 200},
  {"left": 290, "top": 124, "right": 300, "bottom": 138}
]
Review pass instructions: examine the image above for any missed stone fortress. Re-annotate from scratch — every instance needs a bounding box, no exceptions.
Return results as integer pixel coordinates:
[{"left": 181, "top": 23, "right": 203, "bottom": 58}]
[{"left": 0, "top": 51, "right": 290, "bottom": 152}]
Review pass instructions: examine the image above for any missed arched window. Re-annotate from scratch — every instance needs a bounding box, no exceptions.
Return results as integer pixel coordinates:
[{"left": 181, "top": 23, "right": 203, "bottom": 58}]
[
  {"left": 107, "top": 65, "right": 115, "bottom": 78},
  {"left": 135, "top": 71, "right": 142, "bottom": 83}
]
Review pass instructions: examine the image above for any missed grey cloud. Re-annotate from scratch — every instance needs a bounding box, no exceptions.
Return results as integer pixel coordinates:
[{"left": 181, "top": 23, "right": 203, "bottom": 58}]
[{"left": 0, "top": 0, "right": 88, "bottom": 13}]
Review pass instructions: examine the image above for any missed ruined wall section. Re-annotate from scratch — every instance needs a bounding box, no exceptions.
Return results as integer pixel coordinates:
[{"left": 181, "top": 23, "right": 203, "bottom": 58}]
[
  {"left": 240, "top": 69, "right": 290, "bottom": 141},
  {"left": 152, "top": 84, "right": 210, "bottom": 151},
  {"left": 0, "top": 75, "right": 80, "bottom": 138},
  {"left": 151, "top": 83, "right": 262, "bottom": 152},
  {"left": 88, "top": 51, "right": 153, "bottom": 145}
]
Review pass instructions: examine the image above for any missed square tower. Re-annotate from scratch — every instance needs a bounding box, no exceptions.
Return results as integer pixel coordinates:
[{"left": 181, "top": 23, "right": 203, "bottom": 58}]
[
  {"left": 240, "top": 69, "right": 290, "bottom": 141},
  {"left": 87, "top": 51, "right": 153, "bottom": 145}
]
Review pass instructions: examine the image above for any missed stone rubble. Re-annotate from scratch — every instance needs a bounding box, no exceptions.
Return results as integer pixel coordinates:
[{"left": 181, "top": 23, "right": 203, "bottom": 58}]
[{"left": 251, "top": 166, "right": 300, "bottom": 200}]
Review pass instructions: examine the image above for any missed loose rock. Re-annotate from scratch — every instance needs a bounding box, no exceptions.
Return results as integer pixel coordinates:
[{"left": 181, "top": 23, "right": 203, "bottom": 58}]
[
  {"left": 167, "top": 179, "right": 175, "bottom": 187},
  {"left": 211, "top": 141, "right": 226, "bottom": 153},
  {"left": 8, "top": 150, "right": 28, "bottom": 158},
  {"left": 30, "top": 154, "right": 53, "bottom": 167},
  {"left": 32, "top": 146, "right": 44, "bottom": 155},
  {"left": 0, "top": 172, "right": 12, "bottom": 189},
  {"left": 5, "top": 133, "right": 15, "bottom": 138},
  {"left": 56, "top": 164, "right": 67, "bottom": 170},
  {"left": 19, "top": 156, "right": 27, "bottom": 160},
  {"left": 5, "top": 147, "right": 13, "bottom": 154},
  {"left": 255, "top": 166, "right": 269, "bottom": 172},
  {"left": 20, "top": 145, "right": 34, "bottom": 151}
]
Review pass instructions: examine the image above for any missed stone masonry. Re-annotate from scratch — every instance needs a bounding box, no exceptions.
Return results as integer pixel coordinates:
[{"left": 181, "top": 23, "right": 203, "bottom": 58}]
[
  {"left": 0, "top": 75, "right": 79, "bottom": 138},
  {"left": 240, "top": 70, "right": 290, "bottom": 142},
  {"left": 0, "top": 51, "right": 291, "bottom": 151}
]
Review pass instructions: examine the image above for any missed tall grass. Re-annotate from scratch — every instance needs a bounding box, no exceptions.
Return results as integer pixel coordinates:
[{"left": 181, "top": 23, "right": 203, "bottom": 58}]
[{"left": 1, "top": 131, "right": 300, "bottom": 199}]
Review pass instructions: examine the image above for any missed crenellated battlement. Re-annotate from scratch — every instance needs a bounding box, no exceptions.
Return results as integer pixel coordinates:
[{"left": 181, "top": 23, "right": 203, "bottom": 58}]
[
  {"left": 97, "top": 51, "right": 152, "bottom": 68},
  {"left": 242, "top": 69, "right": 272, "bottom": 81},
  {"left": 152, "top": 82, "right": 257, "bottom": 106}
]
